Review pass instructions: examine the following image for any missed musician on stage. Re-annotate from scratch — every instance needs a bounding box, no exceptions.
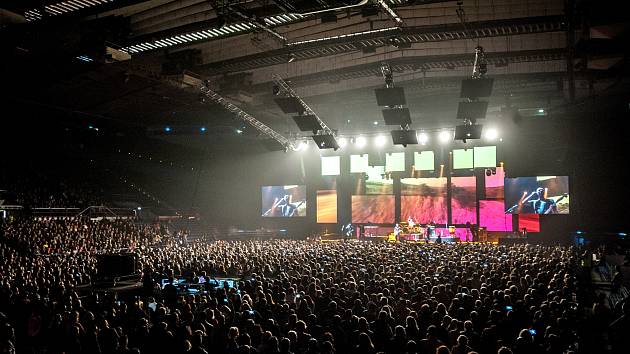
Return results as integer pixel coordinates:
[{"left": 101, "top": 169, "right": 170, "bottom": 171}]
[
  {"left": 407, "top": 216, "right": 416, "bottom": 228},
  {"left": 394, "top": 223, "right": 402, "bottom": 242}
]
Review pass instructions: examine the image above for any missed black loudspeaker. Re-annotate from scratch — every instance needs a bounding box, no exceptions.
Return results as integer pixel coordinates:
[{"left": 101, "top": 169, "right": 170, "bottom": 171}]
[
  {"left": 273, "top": 97, "right": 303, "bottom": 114},
  {"left": 454, "top": 124, "right": 483, "bottom": 142},
  {"left": 312, "top": 134, "right": 339, "bottom": 150},
  {"left": 374, "top": 87, "right": 406, "bottom": 106},
  {"left": 382, "top": 107, "right": 412, "bottom": 126},
  {"left": 292, "top": 115, "right": 323, "bottom": 133},
  {"left": 460, "top": 78, "right": 494, "bottom": 99},
  {"left": 456, "top": 101, "right": 489, "bottom": 120},
  {"left": 391, "top": 130, "right": 418, "bottom": 147},
  {"left": 96, "top": 253, "right": 137, "bottom": 278}
]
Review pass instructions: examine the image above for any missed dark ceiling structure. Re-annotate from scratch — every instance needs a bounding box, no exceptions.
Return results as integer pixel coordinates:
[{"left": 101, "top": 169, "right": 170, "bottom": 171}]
[{"left": 1, "top": 0, "right": 628, "bottom": 152}]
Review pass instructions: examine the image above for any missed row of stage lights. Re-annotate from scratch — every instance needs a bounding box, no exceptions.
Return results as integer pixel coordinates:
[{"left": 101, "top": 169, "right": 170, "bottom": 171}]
[{"left": 294, "top": 128, "right": 501, "bottom": 151}]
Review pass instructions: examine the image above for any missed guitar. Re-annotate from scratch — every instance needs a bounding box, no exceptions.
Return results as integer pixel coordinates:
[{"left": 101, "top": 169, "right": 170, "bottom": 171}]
[{"left": 531, "top": 193, "right": 568, "bottom": 214}]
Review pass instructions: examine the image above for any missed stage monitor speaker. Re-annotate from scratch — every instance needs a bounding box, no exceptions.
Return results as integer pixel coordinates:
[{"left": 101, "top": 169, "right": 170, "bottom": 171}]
[
  {"left": 374, "top": 87, "right": 406, "bottom": 106},
  {"left": 456, "top": 101, "right": 489, "bottom": 120},
  {"left": 460, "top": 78, "right": 494, "bottom": 99},
  {"left": 312, "top": 134, "right": 339, "bottom": 150},
  {"left": 292, "top": 115, "right": 323, "bottom": 133},
  {"left": 455, "top": 124, "right": 483, "bottom": 142},
  {"left": 391, "top": 129, "right": 418, "bottom": 147},
  {"left": 273, "top": 97, "right": 303, "bottom": 114},
  {"left": 382, "top": 107, "right": 412, "bottom": 126}
]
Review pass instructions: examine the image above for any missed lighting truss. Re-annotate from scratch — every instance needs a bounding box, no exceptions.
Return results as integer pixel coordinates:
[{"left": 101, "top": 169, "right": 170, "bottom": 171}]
[
  {"left": 125, "top": 13, "right": 302, "bottom": 54},
  {"left": 199, "top": 84, "right": 296, "bottom": 151},
  {"left": 271, "top": 74, "right": 334, "bottom": 136},
  {"left": 374, "top": 0, "right": 404, "bottom": 26},
  {"left": 229, "top": 8, "right": 286, "bottom": 44},
  {"left": 23, "top": 0, "right": 114, "bottom": 21}
]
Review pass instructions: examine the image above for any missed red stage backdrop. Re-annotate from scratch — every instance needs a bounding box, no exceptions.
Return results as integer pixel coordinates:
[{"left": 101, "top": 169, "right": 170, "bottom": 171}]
[
  {"left": 451, "top": 176, "right": 477, "bottom": 224},
  {"left": 401, "top": 178, "right": 447, "bottom": 224}
]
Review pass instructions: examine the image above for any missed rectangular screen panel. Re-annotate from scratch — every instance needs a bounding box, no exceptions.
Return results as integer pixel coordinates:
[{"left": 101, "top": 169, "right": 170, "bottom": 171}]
[
  {"left": 474, "top": 146, "right": 497, "bottom": 168},
  {"left": 479, "top": 200, "right": 513, "bottom": 231},
  {"left": 451, "top": 176, "right": 477, "bottom": 224},
  {"left": 321, "top": 156, "right": 340, "bottom": 176},
  {"left": 358, "top": 166, "right": 393, "bottom": 194},
  {"left": 350, "top": 154, "right": 368, "bottom": 173},
  {"left": 453, "top": 149, "right": 474, "bottom": 169},
  {"left": 414, "top": 151, "right": 434, "bottom": 171},
  {"left": 317, "top": 190, "right": 337, "bottom": 223},
  {"left": 401, "top": 178, "right": 447, "bottom": 224},
  {"left": 485, "top": 166, "right": 505, "bottom": 199},
  {"left": 261, "top": 185, "right": 306, "bottom": 217},
  {"left": 351, "top": 195, "right": 395, "bottom": 223},
  {"left": 519, "top": 214, "right": 540, "bottom": 232},
  {"left": 505, "top": 176, "right": 570, "bottom": 214},
  {"left": 385, "top": 152, "right": 405, "bottom": 172}
]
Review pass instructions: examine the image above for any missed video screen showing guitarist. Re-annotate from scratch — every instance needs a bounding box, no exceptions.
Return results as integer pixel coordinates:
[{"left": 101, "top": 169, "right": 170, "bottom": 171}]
[{"left": 505, "top": 176, "right": 570, "bottom": 214}]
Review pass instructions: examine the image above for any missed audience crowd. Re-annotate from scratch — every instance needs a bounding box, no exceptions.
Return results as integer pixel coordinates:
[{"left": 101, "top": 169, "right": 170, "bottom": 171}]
[{"left": 0, "top": 216, "right": 625, "bottom": 354}]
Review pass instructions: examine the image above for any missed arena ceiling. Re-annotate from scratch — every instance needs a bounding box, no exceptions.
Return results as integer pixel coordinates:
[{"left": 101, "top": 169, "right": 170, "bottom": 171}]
[{"left": 1, "top": 0, "right": 627, "bottom": 151}]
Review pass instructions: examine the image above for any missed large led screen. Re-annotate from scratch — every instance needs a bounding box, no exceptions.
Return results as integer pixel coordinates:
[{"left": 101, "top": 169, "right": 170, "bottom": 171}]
[
  {"left": 401, "top": 178, "right": 447, "bottom": 224},
  {"left": 355, "top": 166, "right": 394, "bottom": 195},
  {"left": 505, "top": 176, "right": 570, "bottom": 214},
  {"left": 519, "top": 214, "right": 540, "bottom": 232},
  {"left": 261, "top": 185, "right": 307, "bottom": 217},
  {"left": 321, "top": 156, "right": 340, "bottom": 176},
  {"left": 385, "top": 152, "right": 405, "bottom": 172},
  {"left": 351, "top": 195, "right": 395, "bottom": 223},
  {"left": 485, "top": 167, "right": 505, "bottom": 199},
  {"left": 451, "top": 176, "right": 477, "bottom": 224},
  {"left": 317, "top": 190, "right": 337, "bottom": 223},
  {"left": 479, "top": 200, "right": 513, "bottom": 232}
]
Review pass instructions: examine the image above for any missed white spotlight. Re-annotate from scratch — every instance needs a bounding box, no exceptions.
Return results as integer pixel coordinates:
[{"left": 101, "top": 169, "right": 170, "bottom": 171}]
[
  {"left": 484, "top": 128, "right": 499, "bottom": 141},
  {"left": 375, "top": 135, "right": 387, "bottom": 147},
  {"left": 355, "top": 136, "right": 367, "bottom": 148},
  {"left": 418, "top": 132, "right": 429, "bottom": 145},
  {"left": 338, "top": 137, "right": 348, "bottom": 148},
  {"left": 296, "top": 141, "right": 308, "bottom": 151},
  {"left": 438, "top": 131, "right": 451, "bottom": 143}
]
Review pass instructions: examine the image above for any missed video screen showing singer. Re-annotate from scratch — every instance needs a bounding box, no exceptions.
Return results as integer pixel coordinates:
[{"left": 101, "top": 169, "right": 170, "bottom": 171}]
[{"left": 505, "top": 176, "right": 570, "bottom": 214}]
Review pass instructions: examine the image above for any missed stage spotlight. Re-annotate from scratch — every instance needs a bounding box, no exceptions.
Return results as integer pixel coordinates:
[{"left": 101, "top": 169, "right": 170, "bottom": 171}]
[
  {"left": 355, "top": 136, "right": 367, "bottom": 148},
  {"left": 338, "top": 137, "right": 348, "bottom": 148},
  {"left": 296, "top": 141, "right": 308, "bottom": 151},
  {"left": 438, "top": 131, "right": 451, "bottom": 143},
  {"left": 375, "top": 135, "right": 387, "bottom": 147},
  {"left": 418, "top": 132, "right": 429, "bottom": 145},
  {"left": 373, "top": 121, "right": 379, "bottom": 126},
  {"left": 164, "top": 126, "right": 172, "bottom": 133},
  {"left": 200, "top": 127, "right": 207, "bottom": 133},
  {"left": 484, "top": 127, "right": 498, "bottom": 141},
  {"left": 235, "top": 129, "right": 243, "bottom": 134}
]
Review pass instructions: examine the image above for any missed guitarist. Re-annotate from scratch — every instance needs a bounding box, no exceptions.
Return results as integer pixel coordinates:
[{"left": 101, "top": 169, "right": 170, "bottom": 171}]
[{"left": 526, "top": 187, "right": 567, "bottom": 214}]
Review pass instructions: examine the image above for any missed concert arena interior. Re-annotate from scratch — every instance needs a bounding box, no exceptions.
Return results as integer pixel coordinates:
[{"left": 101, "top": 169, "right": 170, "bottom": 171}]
[{"left": 1, "top": 1, "right": 630, "bottom": 353}]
